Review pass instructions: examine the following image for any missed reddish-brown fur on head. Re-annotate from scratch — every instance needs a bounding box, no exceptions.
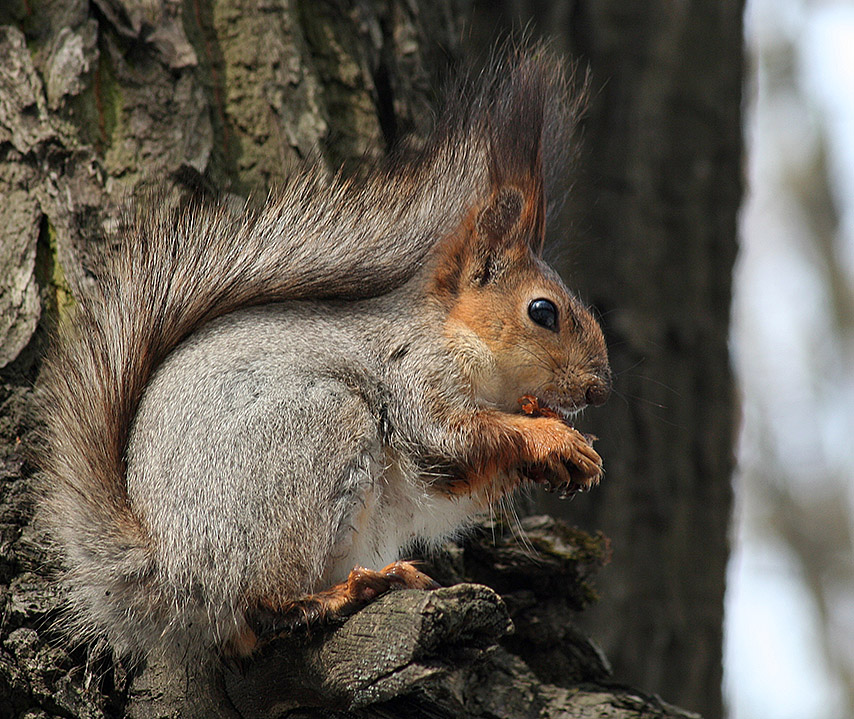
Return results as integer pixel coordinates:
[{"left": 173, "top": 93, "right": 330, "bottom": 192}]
[
  {"left": 429, "top": 47, "right": 609, "bottom": 420},
  {"left": 433, "top": 198, "right": 610, "bottom": 417}
]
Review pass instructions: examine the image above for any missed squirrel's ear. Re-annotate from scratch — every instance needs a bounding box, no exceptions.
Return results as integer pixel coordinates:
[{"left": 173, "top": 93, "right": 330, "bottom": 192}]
[
  {"left": 475, "top": 188, "right": 523, "bottom": 244},
  {"left": 474, "top": 178, "right": 545, "bottom": 254},
  {"left": 479, "top": 54, "right": 553, "bottom": 253}
]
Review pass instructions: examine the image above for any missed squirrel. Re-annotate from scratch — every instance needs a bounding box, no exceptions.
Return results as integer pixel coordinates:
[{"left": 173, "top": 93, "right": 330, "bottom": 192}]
[{"left": 36, "top": 46, "right": 611, "bottom": 663}]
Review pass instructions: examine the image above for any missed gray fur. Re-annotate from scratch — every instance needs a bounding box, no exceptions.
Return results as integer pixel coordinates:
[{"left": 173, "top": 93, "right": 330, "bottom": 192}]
[{"left": 36, "top": 46, "right": 598, "bottom": 661}]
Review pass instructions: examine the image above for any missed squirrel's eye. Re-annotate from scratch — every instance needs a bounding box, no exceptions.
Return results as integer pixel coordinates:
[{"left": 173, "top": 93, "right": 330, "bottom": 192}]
[{"left": 528, "top": 298, "right": 558, "bottom": 331}]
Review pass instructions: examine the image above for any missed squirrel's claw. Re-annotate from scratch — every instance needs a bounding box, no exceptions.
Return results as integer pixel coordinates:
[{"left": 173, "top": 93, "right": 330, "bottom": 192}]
[
  {"left": 517, "top": 397, "right": 604, "bottom": 494},
  {"left": 525, "top": 434, "right": 602, "bottom": 497}
]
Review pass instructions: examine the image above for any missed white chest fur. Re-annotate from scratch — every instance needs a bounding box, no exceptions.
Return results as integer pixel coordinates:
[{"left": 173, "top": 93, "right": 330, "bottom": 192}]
[{"left": 323, "top": 448, "right": 483, "bottom": 584}]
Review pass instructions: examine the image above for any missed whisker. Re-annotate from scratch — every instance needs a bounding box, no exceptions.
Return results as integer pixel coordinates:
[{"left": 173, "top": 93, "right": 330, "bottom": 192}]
[
  {"left": 512, "top": 339, "right": 557, "bottom": 373},
  {"left": 618, "top": 372, "right": 680, "bottom": 397}
]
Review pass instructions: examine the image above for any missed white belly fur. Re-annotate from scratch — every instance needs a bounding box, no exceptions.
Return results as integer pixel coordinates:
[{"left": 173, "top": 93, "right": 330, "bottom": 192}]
[{"left": 323, "top": 450, "right": 484, "bottom": 584}]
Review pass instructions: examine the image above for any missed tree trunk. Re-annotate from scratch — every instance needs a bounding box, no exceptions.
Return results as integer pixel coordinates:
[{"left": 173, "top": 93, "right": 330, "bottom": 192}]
[
  {"left": 0, "top": 1, "right": 743, "bottom": 717},
  {"left": 469, "top": 3, "right": 743, "bottom": 717}
]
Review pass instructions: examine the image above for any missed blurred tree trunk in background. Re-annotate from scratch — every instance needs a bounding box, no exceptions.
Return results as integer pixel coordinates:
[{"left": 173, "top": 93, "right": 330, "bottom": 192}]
[
  {"left": 469, "top": 2, "right": 744, "bottom": 718},
  {"left": 0, "top": 0, "right": 743, "bottom": 717}
]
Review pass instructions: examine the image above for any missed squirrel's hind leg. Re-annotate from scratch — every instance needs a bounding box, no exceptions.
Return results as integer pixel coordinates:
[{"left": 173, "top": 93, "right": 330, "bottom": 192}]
[{"left": 232, "top": 561, "right": 438, "bottom": 653}]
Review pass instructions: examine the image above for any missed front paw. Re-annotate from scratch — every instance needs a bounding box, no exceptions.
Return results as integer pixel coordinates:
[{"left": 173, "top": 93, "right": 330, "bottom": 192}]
[
  {"left": 560, "top": 426, "right": 603, "bottom": 486},
  {"left": 523, "top": 425, "right": 603, "bottom": 498}
]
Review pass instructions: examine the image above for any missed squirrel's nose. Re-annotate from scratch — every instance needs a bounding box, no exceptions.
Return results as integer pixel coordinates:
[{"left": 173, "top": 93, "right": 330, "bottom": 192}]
[{"left": 585, "top": 376, "right": 611, "bottom": 407}]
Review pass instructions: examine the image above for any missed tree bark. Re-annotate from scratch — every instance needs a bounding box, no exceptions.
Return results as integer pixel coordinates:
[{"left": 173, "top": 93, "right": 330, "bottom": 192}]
[{"left": 0, "top": 1, "right": 742, "bottom": 717}]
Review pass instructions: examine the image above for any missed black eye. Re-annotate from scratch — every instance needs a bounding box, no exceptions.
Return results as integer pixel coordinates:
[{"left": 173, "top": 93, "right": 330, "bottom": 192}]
[{"left": 528, "top": 298, "right": 558, "bottom": 331}]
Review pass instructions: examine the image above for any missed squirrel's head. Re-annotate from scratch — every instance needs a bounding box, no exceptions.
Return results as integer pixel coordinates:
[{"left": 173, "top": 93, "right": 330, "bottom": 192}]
[
  {"left": 431, "top": 185, "right": 611, "bottom": 418},
  {"left": 429, "top": 46, "right": 608, "bottom": 417}
]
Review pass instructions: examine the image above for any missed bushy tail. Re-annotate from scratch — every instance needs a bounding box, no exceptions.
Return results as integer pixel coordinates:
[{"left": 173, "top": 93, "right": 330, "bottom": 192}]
[{"left": 35, "top": 43, "right": 582, "bottom": 657}]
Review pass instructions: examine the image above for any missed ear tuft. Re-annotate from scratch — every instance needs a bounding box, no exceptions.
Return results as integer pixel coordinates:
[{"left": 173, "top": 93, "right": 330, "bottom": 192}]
[{"left": 476, "top": 188, "right": 524, "bottom": 244}]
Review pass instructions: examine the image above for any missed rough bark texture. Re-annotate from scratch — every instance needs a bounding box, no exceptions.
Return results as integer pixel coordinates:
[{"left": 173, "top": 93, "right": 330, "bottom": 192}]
[
  {"left": 470, "top": 3, "right": 743, "bottom": 717},
  {"left": 119, "top": 520, "right": 699, "bottom": 719},
  {"left": 0, "top": 0, "right": 742, "bottom": 717}
]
